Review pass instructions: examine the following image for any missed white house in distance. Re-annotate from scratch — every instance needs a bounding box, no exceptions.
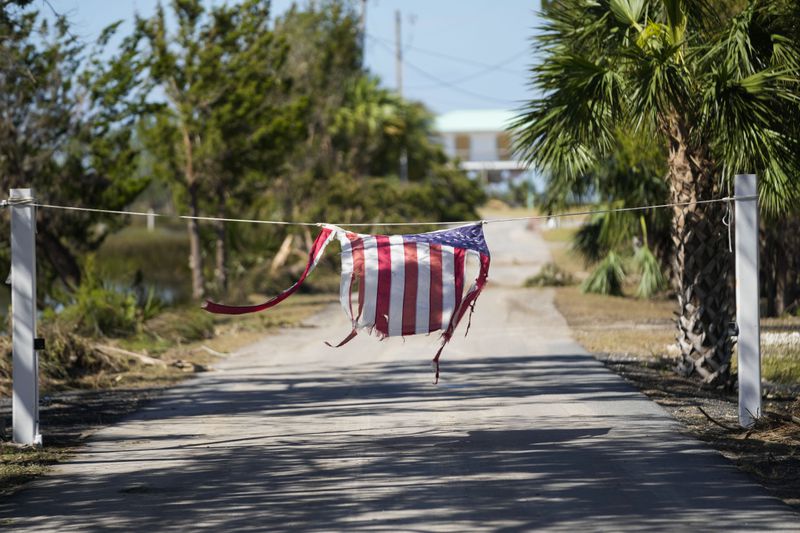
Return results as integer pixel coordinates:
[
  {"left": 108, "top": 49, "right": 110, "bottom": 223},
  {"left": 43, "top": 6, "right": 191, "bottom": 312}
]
[{"left": 434, "top": 109, "right": 530, "bottom": 188}]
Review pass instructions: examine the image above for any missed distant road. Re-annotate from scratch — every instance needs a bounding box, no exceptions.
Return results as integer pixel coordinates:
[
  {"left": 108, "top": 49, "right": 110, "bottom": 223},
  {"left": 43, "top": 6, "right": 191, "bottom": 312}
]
[{"left": 1, "top": 221, "right": 797, "bottom": 531}]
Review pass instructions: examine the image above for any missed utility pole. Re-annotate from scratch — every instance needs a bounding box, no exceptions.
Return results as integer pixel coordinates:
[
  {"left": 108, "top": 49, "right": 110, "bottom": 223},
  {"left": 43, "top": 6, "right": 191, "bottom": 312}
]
[
  {"left": 359, "top": 0, "right": 367, "bottom": 67},
  {"left": 395, "top": 9, "right": 403, "bottom": 96},
  {"left": 395, "top": 9, "right": 408, "bottom": 181}
]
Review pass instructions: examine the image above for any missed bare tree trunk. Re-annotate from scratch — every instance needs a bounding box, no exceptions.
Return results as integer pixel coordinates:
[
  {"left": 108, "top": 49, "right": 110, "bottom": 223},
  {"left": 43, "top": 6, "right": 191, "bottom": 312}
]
[
  {"left": 214, "top": 200, "right": 227, "bottom": 292},
  {"left": 187, "top": 184, "right": 205, "bottom": 300},
  {"left": 775, "top": 253, "right": 787, "bottom": 315},
  {"left": 762, "top": 223, "right": 778, "bottom": 317},
  {"left": 785, "top": 216, "right": 800, "bottom": 313},
  {"left": 774, "top": 215, "right": 800, "bottom": 315},
  {"left": 182, "top": 125, "right": 205, "bottom": 300},
  {"left": 668, "top": 117, "right": 733, "bottom": 387},
  {"left": 270, "top": 234, "right": 294, "bottom": 275}
]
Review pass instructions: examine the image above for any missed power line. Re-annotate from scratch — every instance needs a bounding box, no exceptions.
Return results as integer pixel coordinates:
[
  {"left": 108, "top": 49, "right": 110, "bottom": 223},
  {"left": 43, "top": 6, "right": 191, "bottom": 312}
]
[
  {"left": 402, "top": 60, "right": 517, "bottom": 106},
  {"left": 370, "top": 37, "right": 515, "bottom": 105},
  {"left": 367, "top": 33, "right": 524, "bottom": 75},
  {"left": 407, "top": 49, "right": 529, "bottom": 90}
]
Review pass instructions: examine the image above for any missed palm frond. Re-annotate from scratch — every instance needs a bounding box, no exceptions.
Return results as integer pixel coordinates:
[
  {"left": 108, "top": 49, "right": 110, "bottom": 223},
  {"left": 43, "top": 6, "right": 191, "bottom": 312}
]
[
  {"left": 511, "top": 53, "right": 626, "bottom": 178},
  {"left": 581, "top": 251, "right": 625, "bottom": 296},
  {"left": 634, "top": 244, "right": 667, "bottom": 298},
  {"left": 516, "top": 0, "right": 800, "bottom": 218},
  {"left": 609, "top": 0, "right": 645, "bottom": 28}
]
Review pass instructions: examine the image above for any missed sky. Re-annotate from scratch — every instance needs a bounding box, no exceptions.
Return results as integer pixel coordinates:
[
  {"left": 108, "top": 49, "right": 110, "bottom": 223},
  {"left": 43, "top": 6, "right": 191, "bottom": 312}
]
[{"left": 46, "top": 0, "right": 543, "bottom": 115}]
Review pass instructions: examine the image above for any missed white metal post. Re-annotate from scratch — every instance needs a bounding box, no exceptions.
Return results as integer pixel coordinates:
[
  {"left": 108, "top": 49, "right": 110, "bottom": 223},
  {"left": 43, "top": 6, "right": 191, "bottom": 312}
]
[
  {"left": 734, "top": 174, "right": 761, "bottom": 428},
  {"left": 10, "top": 188, "right": 41, "bottom": 445}
]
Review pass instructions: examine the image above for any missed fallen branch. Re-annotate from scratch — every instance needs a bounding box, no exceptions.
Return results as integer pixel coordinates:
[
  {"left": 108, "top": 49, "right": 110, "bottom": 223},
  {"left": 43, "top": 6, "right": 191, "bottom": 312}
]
[
  {"left": 696, "top": 405, "right": 739, "bottom": 432},
  {"left": 269, "top": 234, "right": 294, "bottom": 275},
  {"left": 199, "top": 345, "right": 228, "bottom": 357},
  {"left": 95, "top": 344, "right": 168, "bottom": 368}
]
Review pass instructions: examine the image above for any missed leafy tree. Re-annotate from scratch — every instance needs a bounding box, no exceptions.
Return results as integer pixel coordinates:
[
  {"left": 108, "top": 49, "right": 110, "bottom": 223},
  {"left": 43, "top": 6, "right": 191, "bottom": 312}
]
[
  {"left": 512, "top": 0, "right": 800, "bottom": 385},
  {"left": 0, "top": 9, "right": 148, "bottom": 292},
  {"left": 127, "top": 0, "right": 305, "bottom": 298},
  {"left": 273, "top": 0, "right": 362, "bottom": 178},
  {"left": 269, "top": 1, "right": 484, "bottom": 228}
]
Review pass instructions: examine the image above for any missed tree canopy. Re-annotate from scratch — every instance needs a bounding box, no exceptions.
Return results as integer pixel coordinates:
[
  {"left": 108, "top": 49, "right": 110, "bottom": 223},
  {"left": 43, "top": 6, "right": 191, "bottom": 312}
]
[
  {"left": 0, "top": 9, "right": 148, "bottom": 289},
  {"left": 513, "top": 0, "right": 800, "bottom": 213},
  {"left": 96, "top": 0, "right": 485, "bottom": 301}
]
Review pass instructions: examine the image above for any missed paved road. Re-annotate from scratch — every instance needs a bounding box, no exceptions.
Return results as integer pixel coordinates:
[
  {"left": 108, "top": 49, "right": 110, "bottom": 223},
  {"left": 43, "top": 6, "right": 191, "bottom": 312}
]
[{"left": 2, "top": 222, "right": 798, "bottom": 532}]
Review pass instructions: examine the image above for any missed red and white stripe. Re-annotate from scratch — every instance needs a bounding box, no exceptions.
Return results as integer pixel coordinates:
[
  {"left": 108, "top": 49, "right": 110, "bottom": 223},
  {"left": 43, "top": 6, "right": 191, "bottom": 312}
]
[{"left": 336, "top": 230, "right": 470, "bottom": 338}]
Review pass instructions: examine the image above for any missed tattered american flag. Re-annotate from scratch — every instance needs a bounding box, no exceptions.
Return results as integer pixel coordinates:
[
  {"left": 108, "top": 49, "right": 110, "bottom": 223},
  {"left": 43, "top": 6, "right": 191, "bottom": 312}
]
[{"left": 204, "top": 223, "right": 491, "bottom": 381}]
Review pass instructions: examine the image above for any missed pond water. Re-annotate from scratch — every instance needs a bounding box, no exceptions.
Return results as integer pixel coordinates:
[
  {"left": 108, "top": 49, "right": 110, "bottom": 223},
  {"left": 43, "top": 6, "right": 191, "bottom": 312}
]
[
  {"left": 0, "top": 223, "right": 193, "bottom": 326},
  {"left": 94, "top": 225, "right": 193, "bottom": 306}
]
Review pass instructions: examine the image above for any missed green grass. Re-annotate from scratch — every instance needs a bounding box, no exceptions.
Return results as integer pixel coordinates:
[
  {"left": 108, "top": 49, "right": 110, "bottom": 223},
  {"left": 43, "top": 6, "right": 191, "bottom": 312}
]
[{"left": 762, "top": 351, "right": 800, "bottom": 384}]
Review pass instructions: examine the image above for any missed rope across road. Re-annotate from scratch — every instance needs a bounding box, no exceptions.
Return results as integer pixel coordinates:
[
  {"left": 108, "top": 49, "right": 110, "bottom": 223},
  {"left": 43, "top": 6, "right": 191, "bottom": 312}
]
[{"left": 0, "top": 194, "right": 759, "bottom": 228}]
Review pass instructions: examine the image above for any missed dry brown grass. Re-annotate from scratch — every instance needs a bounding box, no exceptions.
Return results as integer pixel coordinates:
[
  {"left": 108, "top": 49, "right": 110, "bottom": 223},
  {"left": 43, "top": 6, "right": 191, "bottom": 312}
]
[
  {"left": 554, "top": 285, "right": 675, "bottom": 357},
  {"left": 0, "top": 294, "right": 333, "bottom": 397},
  {"left": 0, "top": 444, "right": 69, "bottom": 496}
]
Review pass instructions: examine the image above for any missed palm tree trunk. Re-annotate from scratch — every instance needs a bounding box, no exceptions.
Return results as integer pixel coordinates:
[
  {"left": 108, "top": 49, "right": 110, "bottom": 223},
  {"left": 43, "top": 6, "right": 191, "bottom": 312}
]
[
  {"left": 762, "top": 223, "right": 779, "bottom": 317},
  {"left": 668, "top": 118, "right": 733, "bottom": 386}
]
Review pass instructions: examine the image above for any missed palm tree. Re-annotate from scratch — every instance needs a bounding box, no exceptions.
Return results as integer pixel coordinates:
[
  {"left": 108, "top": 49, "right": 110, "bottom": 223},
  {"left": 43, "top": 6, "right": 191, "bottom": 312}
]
[
  {"left": 331, "top": 76, "right": 404, "bottom": 176},
  {"left": 513, "top": 0, "right": 800, "bottom": 385}
]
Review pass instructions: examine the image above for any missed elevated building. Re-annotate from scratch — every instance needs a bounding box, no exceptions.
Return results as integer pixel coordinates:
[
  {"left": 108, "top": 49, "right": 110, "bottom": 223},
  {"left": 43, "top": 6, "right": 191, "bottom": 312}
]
[{"left": 434, "top": 109, "right": 530, "bottom": 188}]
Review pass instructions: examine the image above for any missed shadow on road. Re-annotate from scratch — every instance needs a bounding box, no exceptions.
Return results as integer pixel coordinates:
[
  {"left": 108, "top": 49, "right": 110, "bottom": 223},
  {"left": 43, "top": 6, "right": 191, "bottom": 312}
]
[{"left": 1, "top": 352, "right": 794, "bottom": 531}]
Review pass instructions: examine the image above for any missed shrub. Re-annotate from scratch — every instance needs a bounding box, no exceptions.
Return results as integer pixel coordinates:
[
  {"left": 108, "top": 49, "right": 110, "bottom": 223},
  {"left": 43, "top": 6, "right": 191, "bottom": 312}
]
[
  {"left": 53, "top": 255, "right": 164, "bottom": 338},
  {"left": 581, "top": 252, "right": 625, "bottom": 296},
  {"left": 524, "top": 262, "right": 575, "bottom": 287},
  {"left": 144, "top": 308, "right": 215, "bottom": 343},
  {"left": 634, "top": 245, "right": 667, "bottom": 299}
]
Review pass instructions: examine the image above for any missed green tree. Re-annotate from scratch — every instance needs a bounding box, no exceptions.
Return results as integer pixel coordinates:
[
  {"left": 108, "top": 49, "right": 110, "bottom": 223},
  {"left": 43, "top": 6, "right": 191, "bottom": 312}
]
[
  {"left": 273, "top": 0, "right": 362, "bottom": 179},
  {"left": 512, "top": 0, "right": 800, "bottom": 385},
  {"left": 0, "top": 9, "right": 148, "bottom": 291},
  {"left": 271, "top": 0, "right": 484, "bottom": 228},
  {"left": 128, "top": 0, "right": 305, "bottom": 298}
]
